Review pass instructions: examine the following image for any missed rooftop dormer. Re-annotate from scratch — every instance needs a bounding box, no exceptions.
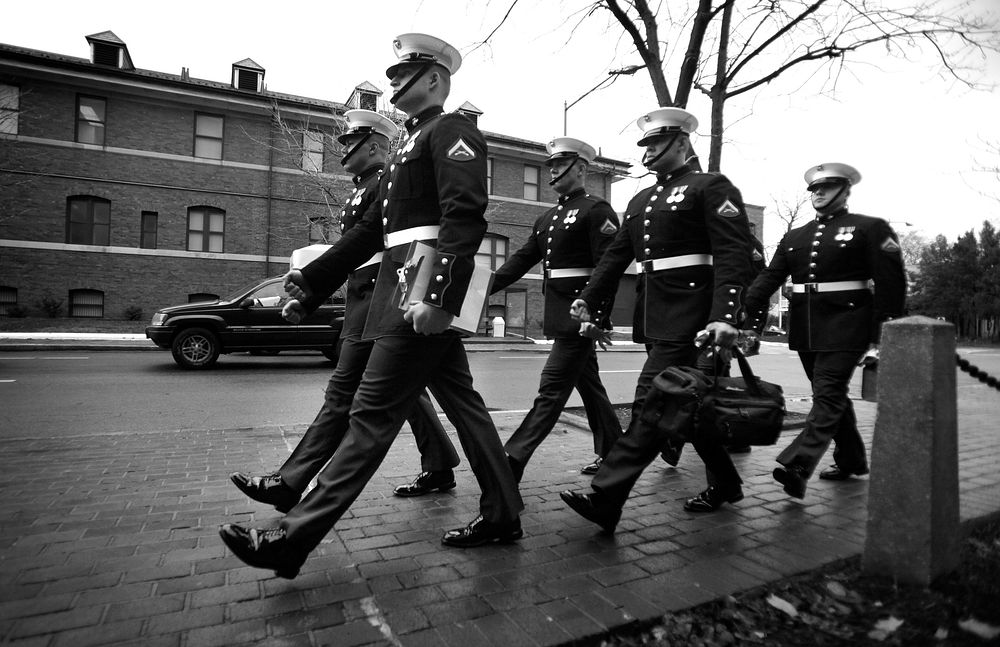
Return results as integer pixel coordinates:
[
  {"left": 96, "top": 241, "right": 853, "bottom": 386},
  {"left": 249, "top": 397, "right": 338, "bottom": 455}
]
[
  {"left": 345, "top": 82, "right": 382, "bottom": 112},
  {"left": 457, "top": 101, "right": 482, "bottom": 126},
  {"left": 85, "top": 31, "right": 134, "bottom": 71},
  {"left": 232, "top": 58, "right": 265, "bottom": 93}
]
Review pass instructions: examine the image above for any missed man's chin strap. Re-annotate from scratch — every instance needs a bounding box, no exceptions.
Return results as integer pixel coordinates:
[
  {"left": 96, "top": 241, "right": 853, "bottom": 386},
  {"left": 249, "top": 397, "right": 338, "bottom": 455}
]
[
  {"left": 642, "top": 132, "right": 680, "bottom": 170},
  {"left": 547, "top": 157, "right": 579, "bottom": 186},
  {"left": 389, "top": 62, "right": 433, "bottom": 106},
  {"left": 815, "top": 183, "right": 849, "bottom": 216},
  {"left": 340, "top": 132, "right": 373, "bottom": 167}
]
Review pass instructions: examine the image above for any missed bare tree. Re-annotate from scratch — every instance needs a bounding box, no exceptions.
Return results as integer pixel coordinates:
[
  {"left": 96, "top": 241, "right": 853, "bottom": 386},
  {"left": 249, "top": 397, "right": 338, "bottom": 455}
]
[{"left": 484, "top": 0, "right": 1000, "bottom": 172}]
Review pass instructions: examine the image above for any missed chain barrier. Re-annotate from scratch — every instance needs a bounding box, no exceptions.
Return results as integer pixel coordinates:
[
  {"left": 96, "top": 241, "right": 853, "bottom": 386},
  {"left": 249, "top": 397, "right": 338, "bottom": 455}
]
[{"left": 956, "top": 353, "right": 1000, "bottom": 393}]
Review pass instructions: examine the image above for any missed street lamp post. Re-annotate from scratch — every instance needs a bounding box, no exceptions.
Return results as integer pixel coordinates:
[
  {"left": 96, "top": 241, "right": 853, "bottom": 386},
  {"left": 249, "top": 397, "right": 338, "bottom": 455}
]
[{"left": 563, "top": 64, "right": 645, "bottom": 135}]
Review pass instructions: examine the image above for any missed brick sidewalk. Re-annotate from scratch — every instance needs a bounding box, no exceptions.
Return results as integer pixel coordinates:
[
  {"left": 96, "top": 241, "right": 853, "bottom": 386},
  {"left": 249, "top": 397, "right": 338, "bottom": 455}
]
[{"left": 1, "top": 383, "right": 998, "bottom": 646}]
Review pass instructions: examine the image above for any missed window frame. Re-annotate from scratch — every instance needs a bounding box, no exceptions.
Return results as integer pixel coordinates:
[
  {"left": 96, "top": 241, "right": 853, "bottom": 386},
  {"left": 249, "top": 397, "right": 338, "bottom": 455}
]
[
  {"left": 194, "top": 112, "right": 224, "bottom": 159},
  {"left": 0, "top": 286, "right": 17, "bottom": 316},
  {"left": 302, "top": 130, "right": 325, "bottom": 172},
  {"left": 140, "top": 211, "right": 158, "bottom": 249},
  {"left": 476, "top": 233, "right": 509, "bottom": 271},
  {"left": 66, "top": 196, "right": 111, "bottom": 246},
  {"left": 68, "top": 289, "right": 104, "bottom": 318},
  {"left": 486, "top": 157, "right": 494, "bottom": 196},
  {"left": 523, "top": 164, "right": 540, "bottom": 201},
  {"left": 0, "top": 83, "right": 19, "bottom": 135},
  {"left": 187, "top": 206, "right": 226, "bottom": 253},
  {"left": 76, "top": 94, "right": 107, "bottom": 145}
]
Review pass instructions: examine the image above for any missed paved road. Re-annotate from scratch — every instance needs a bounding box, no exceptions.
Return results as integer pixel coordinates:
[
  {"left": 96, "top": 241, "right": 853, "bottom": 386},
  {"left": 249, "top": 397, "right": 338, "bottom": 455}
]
[{"left": 0, "top": 343, "right": 821, "bottom": 438}]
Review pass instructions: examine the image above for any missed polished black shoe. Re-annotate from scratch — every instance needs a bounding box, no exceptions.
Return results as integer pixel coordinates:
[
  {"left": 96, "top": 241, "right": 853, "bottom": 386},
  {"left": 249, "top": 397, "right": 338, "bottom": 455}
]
[
  {"left": 507, "top": 454, "right": 525, "bottom": 483},
  {"left": 441, "top": 515, "right": 523, "bottom": 547},
  {"left": 393, "top": 470, "right": 456, "bottom": 497},
  {"left": 773, "top": 465, "right": 808, "bottom": 499},
  {"left": 660, "top": 441, "right": 683, "bottom": 467},
  {"left": 725, "top": 444, "right": 752, "bottom": 454},
  {"left": 683, "top": 485, "right": 745, "bottom": 512},
  {"left": 818, "top": 464, "right": 870, "bottom": 481},
  {"left": 230, "top": 472, "right": 300, "bottom": 513},
  {"left": 580, "top": 456, "right": 603, "bottom": 475},
  {"left": 560, "top": 490, "right": 622, "bottom": 534},
  {"left": 218, "top": 523, "right": 305, "bottom": 579}
]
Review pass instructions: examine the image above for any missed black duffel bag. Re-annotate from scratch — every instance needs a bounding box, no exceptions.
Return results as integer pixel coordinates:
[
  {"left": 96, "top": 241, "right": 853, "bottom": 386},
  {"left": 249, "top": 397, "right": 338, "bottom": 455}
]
[{"left": 641, "top": 347, "right": 786, "bottom": 446}]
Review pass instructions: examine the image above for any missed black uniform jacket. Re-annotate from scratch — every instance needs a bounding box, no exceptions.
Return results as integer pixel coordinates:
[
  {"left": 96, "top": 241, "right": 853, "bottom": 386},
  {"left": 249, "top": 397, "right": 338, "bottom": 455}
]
[
  {"left": 744, "top": 209, "right": 906, "bottom": 352},
  {"left": 491, "top": 189, "right": 620, "bottom": 337},
  {"left": 337, "top": 165, "right": 383, "bottom": 338},
  {"left": 580, "top": 164, "right": 754, "bottom": 343},
  {"left": 300, "top": 107, "right": 489, "bottom": 338}
]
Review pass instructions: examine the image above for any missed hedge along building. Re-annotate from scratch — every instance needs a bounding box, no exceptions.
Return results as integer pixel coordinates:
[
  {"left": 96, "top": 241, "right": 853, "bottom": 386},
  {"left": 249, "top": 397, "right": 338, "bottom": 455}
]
[{"left": 0, "top": 30, "right": 641, "bottom": 337}]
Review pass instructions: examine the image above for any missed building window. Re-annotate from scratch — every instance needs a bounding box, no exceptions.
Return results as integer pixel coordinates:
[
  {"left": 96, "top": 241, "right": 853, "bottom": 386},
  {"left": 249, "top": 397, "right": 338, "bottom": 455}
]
[
  {"left": 76, "top": 95, "right": 106, "bottom": 145},
  {"left": 66, "top": 196, "right": 111, "bottom": 245},
  {"left": 523, "top": 165, "right": 540, "bottom": 201},
  {"left": 0, "top": 286, "right": 17, "bottom": 316},
  {"left": 194, "top": 113, "right": 224, "bottom": 159},
  {"left": 187, "top": 207, "right": 225, "bottom": 252},
  {"left": 140, "top": 211, "right": 158, "bottom": 249},
  {"left": 486, "top": 157, "right": 494, "bottom": 196},
  {"left": 477, "top": 234, "right": 508, "bottom": 271},
  {"left": 309, "top": 215, "right": 332, "bottom": 244},
  {"left": 302, "top": 130, "right": 324, "bottom": 172},
  {"left": 68, "top": 289, "right": 104, "bottom": 318},
  {"left": 0, "top": 83, "right": 18, "bottom": 135}
]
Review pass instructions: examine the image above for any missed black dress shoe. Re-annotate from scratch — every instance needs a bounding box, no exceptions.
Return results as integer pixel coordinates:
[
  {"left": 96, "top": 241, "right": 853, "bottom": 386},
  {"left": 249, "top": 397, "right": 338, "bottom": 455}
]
[
  {"left": 773, "top": 465, "right": 808, "bottom": 499},
  {"left": 818, "top": 464, "right": 870, "bottom": 480},
  {"left": 441, "top": 515, "right": 523, "bottom": 547},
  {"left": 218, "top": 524, "right": 305, "bottom": 579},
  {"left": 683, "top": 485, "right": 745, "bottom": 512},
  {"left": 580, "top": 457, "right": 603, "bottom": 475},
  {"left": 507, "top": 454, "right": 525, "bottom": 483},
  {"left": 230, "top": 472, "right": 300, "bottom": 513},
  {"left": 393, "top": 470, "right": 456, "bottom": 497},
  {"left": 560, "top": 490, "right": 621, "bottom": 534},
  {"left": 660, "top": 441, "right": 683, "bottom": 467}
]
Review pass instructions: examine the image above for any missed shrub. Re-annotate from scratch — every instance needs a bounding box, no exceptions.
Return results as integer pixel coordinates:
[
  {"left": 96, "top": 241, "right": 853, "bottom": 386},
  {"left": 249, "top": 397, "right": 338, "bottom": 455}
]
[
  {"left": 123, "top": 305, "right": 144, "bottom": 321},
  {"left": 37, "top": 296, "right": 63, "bottom": 318}
]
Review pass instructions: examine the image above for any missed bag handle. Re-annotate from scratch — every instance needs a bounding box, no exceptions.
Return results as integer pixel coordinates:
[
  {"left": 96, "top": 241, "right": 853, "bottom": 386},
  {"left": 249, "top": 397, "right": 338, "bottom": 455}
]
[{"left": 710, "top": 346, "right": 763, "bottom": 396}]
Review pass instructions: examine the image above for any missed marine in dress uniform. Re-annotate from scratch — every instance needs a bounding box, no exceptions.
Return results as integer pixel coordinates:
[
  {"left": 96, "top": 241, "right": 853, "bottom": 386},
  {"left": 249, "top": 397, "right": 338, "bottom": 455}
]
[
  {"left": 491, "top": 137, "right": 624, "bottom": 479},
  {"left": 219, "top": 34, "right": 523, "bottom": 578},
  {"left": 560, "top": 107, "right": 756, "bottom": 532},
  {"left": 227, "top": 110, "right": 461, "bottom": 515},
  {"left": 744, "top": 163, "right": 906, "bottom": 499}
]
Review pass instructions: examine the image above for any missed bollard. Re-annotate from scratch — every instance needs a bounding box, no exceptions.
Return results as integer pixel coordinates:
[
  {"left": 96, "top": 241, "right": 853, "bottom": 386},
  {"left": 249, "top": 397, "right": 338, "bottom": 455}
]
[{"left": 862, "top": 316, "right": 959, "bottom": 585}]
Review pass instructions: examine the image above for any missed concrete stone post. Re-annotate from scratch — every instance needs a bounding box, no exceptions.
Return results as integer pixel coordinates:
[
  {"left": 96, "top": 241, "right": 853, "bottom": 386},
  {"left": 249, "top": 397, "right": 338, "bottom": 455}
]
[{"left": 862, "top": 316, "right": 960, "bottom": 585}]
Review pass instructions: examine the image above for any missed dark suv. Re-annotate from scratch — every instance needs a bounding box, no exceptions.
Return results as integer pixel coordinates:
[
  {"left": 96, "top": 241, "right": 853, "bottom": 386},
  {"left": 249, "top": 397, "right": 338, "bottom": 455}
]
[{"left": 145, "top": 276, "right": 345, "bottom": 369}]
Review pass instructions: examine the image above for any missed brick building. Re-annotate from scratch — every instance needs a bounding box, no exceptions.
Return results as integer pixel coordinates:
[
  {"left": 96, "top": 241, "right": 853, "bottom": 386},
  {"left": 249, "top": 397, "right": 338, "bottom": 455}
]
[{"left": 0, "top": 31, "right": 763, "bottom": 339}]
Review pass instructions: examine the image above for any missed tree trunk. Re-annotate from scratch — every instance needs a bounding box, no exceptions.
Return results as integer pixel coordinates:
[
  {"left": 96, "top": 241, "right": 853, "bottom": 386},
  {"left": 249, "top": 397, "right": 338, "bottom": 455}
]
[{"left": 707, "top": 1, "right": 733, "bottom": 172}]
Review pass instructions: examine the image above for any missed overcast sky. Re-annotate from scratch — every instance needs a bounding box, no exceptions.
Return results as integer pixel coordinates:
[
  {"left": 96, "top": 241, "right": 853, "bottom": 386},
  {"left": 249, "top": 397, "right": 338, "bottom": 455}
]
[{"left": 3, "top": 0, "right": 998, "bottom": 250}]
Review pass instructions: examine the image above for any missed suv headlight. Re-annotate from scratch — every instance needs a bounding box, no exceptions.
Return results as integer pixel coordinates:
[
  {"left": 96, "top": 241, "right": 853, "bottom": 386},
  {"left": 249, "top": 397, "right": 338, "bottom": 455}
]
[{"left": 150, "top": 312, "right": 168, "bottom": 326}]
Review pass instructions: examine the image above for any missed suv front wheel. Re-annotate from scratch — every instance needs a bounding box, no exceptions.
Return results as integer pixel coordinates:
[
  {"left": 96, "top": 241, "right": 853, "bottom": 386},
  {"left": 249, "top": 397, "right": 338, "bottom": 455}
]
[{"left": 172, "top": 327, "right": 221, "bottom": 369}]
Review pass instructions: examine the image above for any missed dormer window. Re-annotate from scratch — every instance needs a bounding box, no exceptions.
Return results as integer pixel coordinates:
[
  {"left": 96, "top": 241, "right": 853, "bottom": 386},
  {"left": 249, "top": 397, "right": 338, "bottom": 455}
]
[
  {"left": 232, "top": 59, "right": 265, "bottom": 93},
  {"left": 85, "top": 31, "right": 134, "bottom": 71},
  {"left": 457, "top": 101, "right": 483, "bottom": 127},
  {"left": 345, "top": 82, "right": 382, "bottom": 111}
]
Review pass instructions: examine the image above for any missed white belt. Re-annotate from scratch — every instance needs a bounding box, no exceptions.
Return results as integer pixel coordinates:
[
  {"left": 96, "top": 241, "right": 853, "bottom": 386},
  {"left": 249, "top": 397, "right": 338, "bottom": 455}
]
[
  {"left": 354, "top": 252, "right": 383, "bottom": 270},
  {"left": 547, "top": 268, "right": 592, "bottom": 279},
  {"left": 385, "top": 225, "right": 440, "bottom": 249},
  {"left": 792, "top": 280, "right": 869, "bottom": 293},
  {"left": 636, "top": 254, "right": 713, "bottom": 274}
]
